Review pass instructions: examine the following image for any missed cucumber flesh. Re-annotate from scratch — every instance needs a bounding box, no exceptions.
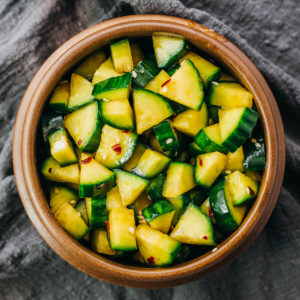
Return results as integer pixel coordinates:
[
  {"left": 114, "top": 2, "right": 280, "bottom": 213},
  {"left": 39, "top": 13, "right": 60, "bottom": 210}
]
[
  {"left": 199, "top": 198, "right": 216, "bottom": 224},
  {"left": 91, "top": 229, "right": 116, "bottom": 255},
  {"left": 110, "top": 39, "right": 134, "bottom": 73},
  {"left": 146, "top": 173, "right": 165, "bottom": 202},
  {"left": 106, "top": 186, "right": 123, "bottom": 212},
  {"left": 75, "top": 199, "right": 89, "bottom": 225},
  {"left": 130, "top": 42, "right": 143, "bottom": 66},
  {"left": 168, "top": 193, "right": 190, "bottom": 226},
  {"left": 48, "top": 81, "right": 69, "bottom": 114},
  {"left": 224, "top": 146, "right": 244, "bottom": 173},
  {"left": 123, "top": 143, "right": 147, "bottom": 171},
  {"left": 145, "top": 70, "right": 170, "bottom": 93}
]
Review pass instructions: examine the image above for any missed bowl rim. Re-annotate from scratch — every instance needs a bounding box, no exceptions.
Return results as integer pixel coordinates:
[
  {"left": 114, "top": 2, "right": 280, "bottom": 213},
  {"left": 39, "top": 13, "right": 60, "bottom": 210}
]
[{"left": 13, "top": 14, "right": 285, "bottom": 288}]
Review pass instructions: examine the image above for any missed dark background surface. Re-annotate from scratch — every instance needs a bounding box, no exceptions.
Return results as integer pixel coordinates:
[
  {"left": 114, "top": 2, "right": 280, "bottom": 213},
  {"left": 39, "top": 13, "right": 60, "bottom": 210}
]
[{"left": 0, "top": 0, "right": 299, "bottom": 299}]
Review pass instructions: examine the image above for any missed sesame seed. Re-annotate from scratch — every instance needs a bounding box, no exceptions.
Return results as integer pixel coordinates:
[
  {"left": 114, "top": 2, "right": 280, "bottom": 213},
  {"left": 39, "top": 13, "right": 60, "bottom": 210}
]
[
  {"left": 129, "top": 227, "right": 135, "bottom": 234},
  {"left": 212, "top": 247, "right": 218, "bottom": 253},
  {"left": 132, "top": 71, "right": 137, "bottom": 78},
  {"left": 212, "top": 81, "right": 219, "bottom": 85},
  {"left": 255, "top": 142, "right": 261, "bottom": 148},
  {"left": 166, "top": 138, "right": 173, "bottom": 144},
  {"left": 54, "top": 188, "right": 60, "bottom": 194},
  {"left": 102, "top": 98, "right": 110, "bottom": 102},
  {"left": 70, "top": 200, "right": 76, "bottom": 205},
  {"left": 77, "top": 212, "right": 81, "bottom": 216},
  {"left": 246, "top": 187, "right": 251, "bottom": 194},
  {"left": 225, "top": 170, "right": 232, "bottom": 174},
  {"left": 251, "top": 138, "right": 257, "bottom": 143}
]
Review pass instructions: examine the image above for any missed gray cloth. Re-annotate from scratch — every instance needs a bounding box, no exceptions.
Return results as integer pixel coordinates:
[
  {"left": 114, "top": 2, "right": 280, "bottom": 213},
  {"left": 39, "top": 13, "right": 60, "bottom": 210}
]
[{"left": 0, "top": 0, "right": 299, "bottom": 299}]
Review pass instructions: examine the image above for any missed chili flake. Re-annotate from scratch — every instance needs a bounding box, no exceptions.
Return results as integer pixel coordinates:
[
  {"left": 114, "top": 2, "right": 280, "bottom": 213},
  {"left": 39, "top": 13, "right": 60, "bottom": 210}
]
[
  {"left": 202, "top": 235, "right": 208, "bottom": 240},
  {"left": 112, "top": 143, "right": 122, "bottom": 155},
  {"left": 161, "top": 79, "right": 171, "bottom": 87},
  {"left": 247, "top": 186, "right": 255, "bottom": 196},
  {"left": 121, "top": 130, "right": 129, "bottom": 133},
  {"left": 209, "top": 208, "right": 214, "bottom": 219},
  {"left": 199, "top": 157, "right": 203, "bottom": 166},
  {"left": 78, "top": 139, "right": 83, "bottom": 146},
  {"left": 48, "top": 168, "right": 52, "bottom": 173},
  {"left": 80, "top": 156, "right": 92, "bottom": 164},
  {"left": 147, "top": 256, "right": 155, "bottom": 265},
  {"left": 105, "top": 220, "right": 110, "bottom": 234}
]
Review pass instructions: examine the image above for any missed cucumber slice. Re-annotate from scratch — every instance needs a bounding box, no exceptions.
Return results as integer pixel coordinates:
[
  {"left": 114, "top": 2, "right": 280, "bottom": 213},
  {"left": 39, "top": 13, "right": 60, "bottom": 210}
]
[
  {"left": 95, "top": 125, "right": 138, "bottom": 169},
  {"left": 123, "top": 143, "right": 147, "bottom": 171},
  {"left": 64, "top": 101, "right": 103, "bottom": 153},
  {"left": 99, "top": 99, "right": 134, "bottom": 130},
  {"left": 159, "top": 59, "right": 204, "bottom": 110},
  {"left": 219, "top": 107, "right": 259, "bottom": 152},
  {"left": 54, "top": 203, "right": 88, "bottom": 240},
  {"left": 243, "top": 136, "right": 266, "bottom": 171},
  {"left": 179, "top": 51, "right": 220, "bottom": 88},
  {"left": 188, "top": 141, "right": 206, "bottom": 156},
  {"left": 167, "top": 64, "right": 180, "bottom": 76},
  {"left": 49, "top": 185, "right": 79, "bottom": 214},
  {"left": 48, "top": 81, "right": 69, "bottom": 114},
  {"left": 130, "top": 42, "right": 143, "bottom": 66},
  {"left": 75, "top": 50, "right": 106, "bottom": 81},
  {"left": 109, "top": 207, "right": 137, "bottom": 251},
  {"left": 132, "top": 59, "right": 160, "bottom": 88},
  {"left": 41, "top": 113, "right": 63, "bottom": 144},
  {"left": 199, "top": 198, "right": 216, "bottom": 224},
  {"left": 136, "top": 224, "right": 181, "bottom": 266},
  {"left": 143, "top": 200, "right": 175, "bottom": 233},
  {"left": 194, "top": 123, "right": 227, "bottom": 153},
  {"left": 168, "top": 193, "right": 190, "bottom": 226},
  {"left": 132, "top": 149, "right": 171, "bottom": 179},
  {"left": 146, "top": 173, "right": 165, "bottom": 202},
  {"left": 195, "top": 152, "right": 227, "bottom": 188},
  {"left": 68, "top": 74, "right": 94, "bottom": 111},
  {"left": 75, "top": 199, "right": 89, "bottom": 225},
  {"left": 106, "top": 186, "right": 123, "bottom": 212},
  {"left": 224, "top": 146, "right": 244, "bottom": 173},
  {"left": 92, "top": 73, "right": 131, "bottom": 101},
  {"left": 162, "top": 162, "right": 197, "bottom": 198},
  {"left": 208, "top": 105, "right": 220, "bottom": 123},
  {"left": 110, "top": 39, "right": 133, "bottom": 73},
  {"left": 145, "top": 70, "right": 170, "bottom": 93},
  {"left": 115, "top": 169, "right": 149, "bottom": 206},
  {"left": 209, "top": 82, "right": 253, "bottom": 108},
  {"left": 85, "top": 196, "right": 108, "bottom": 228},
  {"left": 226, "top": 171, "right": 258, "bottom": 206},
  {"left": 152, "top": 33, "right": 187, "bottom": 68},
  {"left": 91, "top": 229, "right": 116, "bottom": 255},
  {"left": 48, "top": 128, "right": 78, "bottom": 167},
  {"left": 92, "top": 57, "right": 122, "bottom": 86},
  {"left": 172, "top": 102, "right": 208, "bottom": 137},
  {"left": 79, "top": 153, "right": 115, "bottom": 198},
  {"left": 128, "top": 192, "right": 151, "bottom": 218},
  {"left": 42, "top": 157, "right": 79, "bottom": 184},
  {"left": 170, "top": 204, "right": 215, "bottom": 245},
  {"left": 188, "top": 189, "right": 207, "bottom": 206},
  {"left": 209, "top": 178, "right": 247, "bottom": 232}
]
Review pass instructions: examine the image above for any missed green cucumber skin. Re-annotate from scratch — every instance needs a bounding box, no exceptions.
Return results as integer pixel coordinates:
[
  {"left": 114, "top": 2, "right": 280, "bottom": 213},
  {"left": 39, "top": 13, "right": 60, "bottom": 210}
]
[
  {"left": 222, "top": 108, "right": 259, "bottom": 153},
  {"left": 188, "top": 142, "right": 207, "bottom": 156},
  {"left": 208, "top": 105, "right": 220, "bottom": 123},
  {"left": 142, "top": 200, "right": 175, "bottom": 223},
  {"left": 243, "top": 136, "right": 266, "bottom": 171},
  {"left": 205, "top": 68, "right": 221, "bottom": 89},
  {"left": 75, "top": 200, "right": 89, "bottom": 225},
  {"left": 168, "top": 99, "right": 188, "bottom": 115},
  {"left": 188, "top": 189, "right": 207, "bottom": 206},
  {"left": 41, "top": 113, "right": 64, "bottom": 144},
  {"left": 48, "top": 103, "right": 69, "bottom": 115},
  {"left": 133, "top": 60, "right": 160, "bottom": 88},
  {"left": 209, "top": 179, "right": 239, "bottom": 232},
  {"left": 194, "top": 130, "right": 227, "bottom": 154},
  {"left": 167, "top": 64, "right": 180, "bottom": 76},
  {"left": 146, "top": 173, "right": 166, "bottom": 202},
  {"left": 90, "top": 196, "right": 108, "bottom": 228},
  {"left": 170, "top": 193, "right": 190, "bottom": 226}
]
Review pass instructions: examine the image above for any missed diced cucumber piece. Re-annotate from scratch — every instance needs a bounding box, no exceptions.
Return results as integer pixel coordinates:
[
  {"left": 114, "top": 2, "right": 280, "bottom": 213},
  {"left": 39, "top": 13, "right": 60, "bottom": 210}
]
[
  {"left": 123, "top": 143, "right": 147, "bottom": 171},
  {"left": 136, "top": 224, "right": 181, "bottom": 266},
  {"left": 208, "top": 105, "right": 220, "bottom": 123},
  {"left": 159, "top": 60, "right": 204, "bottom": 110},
  {"left": 167, "top": 64, "right": 180, "bottom": 76},
  {"left": 209, "top": 82, "right": 253, "bottom": 108},
  {"left": 99, "top": 99, "right": 134, "bottom": 130},
  {"left": 79, "top": 153, "right": 115, "bottom": 198},
  {"left": 85, "top": 196, "right": 108, "bottom": 228},
  {"left": 48, "top": 81, "right": 69, "bottom": 114},
  {"left": 130, "top": 42, "right": 143, "bottom": 66},
  {"left": 132, "top": 149, "right": 171, "bottom": 179},
  {"left": 49, "top": 185, "right": 78, "bottom": 214},
  {"left": 209, "top": 178, "right": 248, "bottom": 232},
  {"left": 115, "top": 169, "right": 149, "bottom": 206},
  {"left": 199, "top": 198, "right": 216, "bottom": 224},
  {"left": 143, "top": 200, "right": 175, "bottom": 234},
  {"left": 188, "top": 189, "right": 207, "bottom": 206},
  {"left": 168, "top": 193, "right": 190, "bottom": 226},
  {"left": 243, "top": 136, "right": 266, "bottom": 171},
  {"left": 146, "top": 173, "right": 165, "bottom": 202},
  {"left": 219, "top": 72, "right": 236, "bottom": 82},
  {"left": 42, "top": 157, "right": 79, "bottom": 184},
  {"left": 64, "top": 101, "right": 103, "bottom": 153},
  {"left": 41, "top": 113, "right": 63, "bottom": 144},
  {"left": 95, "top": 124, "right": 138, "bottom": 169},
  {"left": 188, "top": 141, "right": 206, "bottom": 156},
  {"left": 68, "top": 74, "right": 94, "bottom": 111},
  {"left": 245, "top": 171, "right": 262, "bottom": 182},
  {"left": 109, "top": 207, "right": 137, "bottom": 251},
  {"left": 224, "top": 146, "right": 244, "bottom": 173},
  {"left": 75, "top": 199, "right": 89, "bottom": 225},
  {"left": 179, "top": 51, "right": 220, "bottom": 88},
  {"left": 145, "top": 70, "right": 170, "bottom": 93},
  {"left": 170, "top": 204, "right": 215, "bottom": 245},
  {"left": 152, "top": 33, "right": 187, "bottom": 68},
  {"left": 92, "top": 57, "right": 122, "bottom": 86},
  {"left": 91, "top": 229, "right": 116, "bottom": 255},
  {"left": 226, "top": 171, "right": 258, "bottom": 206},
  {"left": 54, "top": 203, "right": 88, "bottom": 240},
  {"left": 162, "top": 162, "right": 197, "bottom": 198},
  {"left": 195, "top": 152, "right": 227, "bottom": 188},
  {"left": 75, "top": 50, "right": 106, "bottom": 81},
  {"left": 219, "top": 107, "right": 259, "bottom": 152},
  {"left": 106, "top": 186, "right": 123, "bottom": 212},
  {"left": 133, "top": 88, "right": 174, "bottom": 134},
  {"left": 48, "top": 128, "right": 78, "bottom": 167},
  {"left": 110, "top": 39, "right": 133, "bottom": 73},
  {"left": 172, "top": 102, "right": 208, "bottom": 137},
  {"left": 153, "top": 120, "right": 180, "bottom": 152},
  {"left": 167, "top": 99, "right": 188, "bottom": 115},
  {"left": 92, "top": 73, "right": 131, "bottom": 101},
  {"left": 132, "top": 59, "right": 160, "bottom": 88},
  {"left": 128, "top": 192, "right": 151, "bottom": 217}
]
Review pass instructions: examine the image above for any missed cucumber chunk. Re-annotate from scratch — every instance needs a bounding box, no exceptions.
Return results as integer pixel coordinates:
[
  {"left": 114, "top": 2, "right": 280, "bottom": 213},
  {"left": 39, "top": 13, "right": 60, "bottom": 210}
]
[
  {"left": 130, "top": 42, "right": 143, "bottom": 66},
  {"left": 167, "top": 64, "right": 180, "bottom": 76},
  {"left": 115, "top": 169, "right": 149, "bottom": 206},
  {"left": 42, "top": 157, "right": 79, "bottom": 184},
  {"left": 79, "top": 153, "right": 116, "bottom": 198},
  {"left": 91, "top": 229, "right": 116, "bottom": 255},
  {"left": 224, "top": 146, "right": 244, "bottom": 173},
  {"left": 146, "top": 173, "right": 165, "bottom": 202},
  {"left": 85, "top": 196, "right": 108, "bottom": 228},
  {"left": 159, "top": 60, "right": 204, "bottom": 110},
  {"left": 123, "top": 143, "right": 147, "bottom": 171},
  {"left": 95, "top": 124, "right": 138, "bottom": 169},
  {"left": 188, "top": 189, "right": 207, "bottom": 206},
  {"left": 110, "top": 39, "right": 133, "bottom": 73},
  {"left": 55, "top": 203, "right": 89, "bottom": 240},
  {"left": 106, "top": 186, "right": 123, "bottom": 212},
  {"left": 136, "top": 224, "right": 181, "bottom": 266},
  {"left": 170, "top": 204, "right": 215, "bottom": 245},
  {"left": 168, "top": 193, "right": 190, "bottom": 226},
  {"left": 64, "top": 101, "right": 103, "bottom": 153},
  {"left": 208, "top": 105, "right": 220, "bottom": 123},
  {"left": 195, "top": 152, "right": 227, "bottom": 188},
  {"left": 99, "top": 99, "right": 134, "bottom": 130},
  {"left": 128, "top": 192, "right": 151, "bottom": 218},
  {"left": 109, "top": 207, "right": 137, "bottom": 251},
  {"left": 133, "top": 88, "right": 173, "bottom": 134},
  {"left": 162, "top": 162, "right": 197, "bottom": 198},
  {"left": 41, "top": 113, "right": 63, "bottom": 144},
  {"left": 199, "top": 198, "right": 216, "bottom": 224},
  {"left": 75, "top": 199, "right": 89, "bottom": 225},
  {"left": 68, "top": 73, "right": 94, "bottom": 111},
  {"left": 48, "top": 81, "right": 69, "bottom": 114},
  {"left": 145, "top": 70, "right": 170, "bottom": 93},
  {"left": 48, "top": 128, "right": 78, "bottom": 167},
  {"left": 243, "top": 136, "right": 266, "bottom": 171},
  {"left": 92, "top": 73, "right": 131, "bottom": 101},
  {"left": 132, "top": 59, "right": 160, "bottom": 88}
]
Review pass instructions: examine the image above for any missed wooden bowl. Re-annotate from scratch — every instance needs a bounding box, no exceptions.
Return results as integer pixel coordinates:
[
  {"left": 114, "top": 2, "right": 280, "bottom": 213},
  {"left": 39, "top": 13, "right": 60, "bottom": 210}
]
[{"left": 13, "top": 15, "right": 285, "bottom": 288}]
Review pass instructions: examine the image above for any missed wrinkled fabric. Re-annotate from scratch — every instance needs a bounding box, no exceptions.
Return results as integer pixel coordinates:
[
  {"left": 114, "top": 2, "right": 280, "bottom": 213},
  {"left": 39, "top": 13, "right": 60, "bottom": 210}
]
[{"left": 0, "top": 0, "right": 299, "bottom": 299}]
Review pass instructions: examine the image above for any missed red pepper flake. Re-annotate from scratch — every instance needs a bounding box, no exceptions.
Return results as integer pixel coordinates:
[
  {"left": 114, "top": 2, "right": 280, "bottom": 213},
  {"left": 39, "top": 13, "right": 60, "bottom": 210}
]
[
  {"left": 48, "top": 168, "right": 52, "bottom": 173},
  {"left": 202, "top": 235, "right": 208, "bottom": 240},
  {"left": 147, "top": 256, "right": 155, "bottom": 265},
  {"left": 105, "top": 220, "right": 110, "bottom": 235},
  {"left": 161, "top": 79, "right": 171, "bottom": 87},
  {"left": 80, "top": 156, "right": 92, "bottom": 164},
  {"left": 78, "top": 139, "right": 83, "bottom": 146},
  {"left": 112, "top": 143, "right": 122, "bottom": 155},
  {"left": 198, "top": 157, "right": 203, "bottom": 166},
  {"left": 208, "top": 208, "right": 214, "bottom": 219},
  {"left": 121, "top": 130, "right": 129, "bottom": 133},
  {"left": 248, "top": 186, "right": 254, "bottom": 196}
]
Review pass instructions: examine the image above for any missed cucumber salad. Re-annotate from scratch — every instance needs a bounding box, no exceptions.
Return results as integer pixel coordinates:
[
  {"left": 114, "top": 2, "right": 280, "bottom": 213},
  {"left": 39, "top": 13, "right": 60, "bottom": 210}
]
[{"left": 38, "top": 33, "right": 266, "bottom": 267}]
